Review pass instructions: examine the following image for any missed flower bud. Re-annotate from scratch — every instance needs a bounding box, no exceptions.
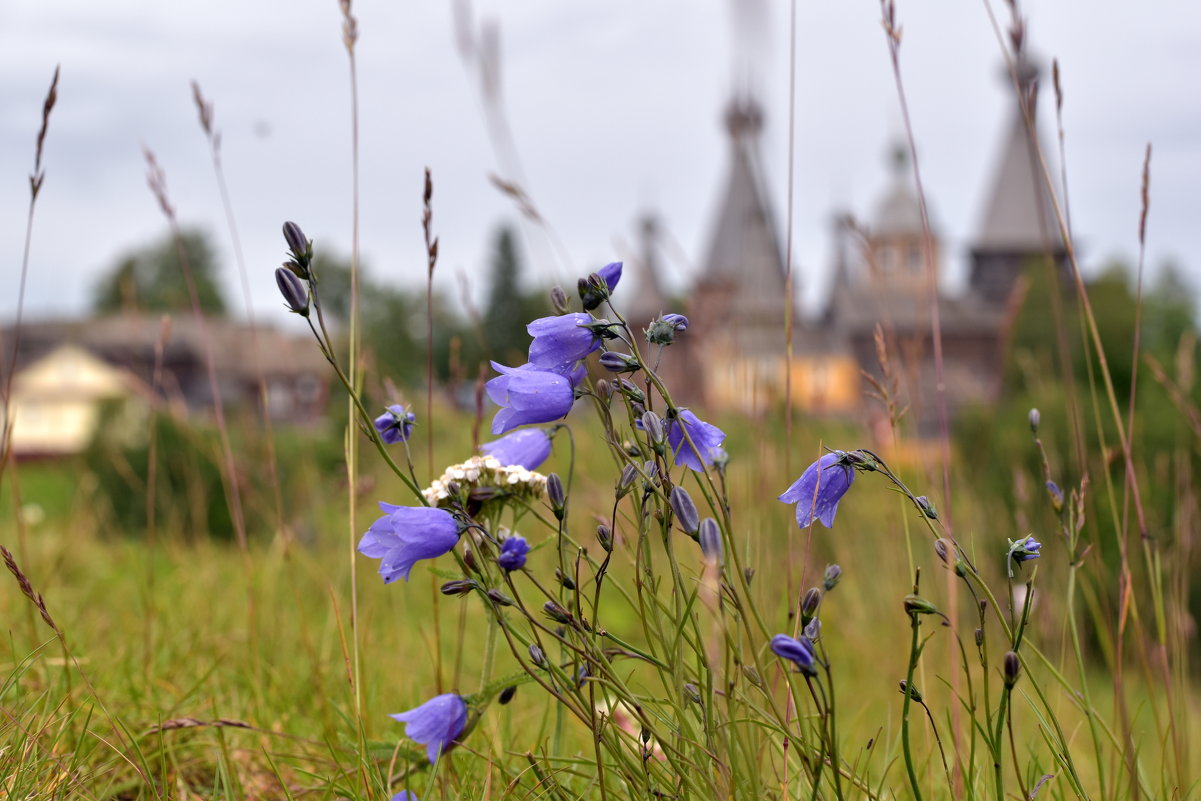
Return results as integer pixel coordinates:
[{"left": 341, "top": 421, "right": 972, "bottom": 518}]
[
  {"left": 742, "top": 664, "right": 763, "bottom": 688},
  {"left": 641, "top": 410, "right": 665, "bottom": 446},
  {"left": 555, "top": 569, "right": 576, "bottom": 591},
  {"left": 823, "top": 564, "right": 842, "bottom": 591},
  {"left": 669, "top": 486, "right": 700, "bottom": 535},
  {"left": 801, "top": 587, "right": 823, "bottom": 624},
  {"left": 803, "top": 617, "right": 821, "bottom": 640},
  {"left": 578, "top": 273, "right": 610, "bottom": 311},
  {"left": 1046, "top": 480, "right": 1064, "bottom": 513},
  {"left": 498, "top": 685, "right": 517, "bottom": 705},
  {"left": 282, "top": 221, "right": 311, "bottom": 266},
  {"left": 933, "top": 538, "right": 952, "bottom": 564},
  {"left": 618, "top": 380, "right": 645, "bottom": 404},
  {"left": 596, "top": 523, "right": 613, "bottom": 552},
  {"left": 683, "top": 682, "right": 701, "bottom": 704},
  {"left": 595, "top": 379, "right": 613, "bottom": 402},
  {"left": 529, "top": 643, "right": 546, "bottom": 667},
  {"left": 550, "top": 285, "right": 570, "bottom": 314},
  {"left": 543, "top": 600, "right": 572, "bottom": 625},
  {"left": 440, "top": 579, "right": 478, "bottom": 596},
  {"left": 546, "top": 473, "right": 566, "bottom": 519},
  {"left": 646, "top": 313, "right": 689, "bottom": 346},
  {"left": 974, "top": 627, "right": 984, "bottom": 647},
  {"left": 903, "top": 594, "right": 940, "bottom": 616},
  {"left": 599, "top": 351, "right": 640, "bottom": 373},
  {"left": 698, "top": 518, "right": 722, "bottom": 565},
  {"left": 275, "top": 267, "right": 310, "bottom": 317},
  {"left": 1028, "top": 408, "right": 1041, "bottom": 433},
  {"left": 744, "top": 567, "right": 755, "bottom": 585},
  {"left": 617, "top": 463, "right": 638, "bottom": 497},
  {"left": 899, "top": 680, "right": 923, "bottom": 702},
  {"left": 916, "top": 495, "right": 938, "bottom": 520},
  {"left": 487, "top": 588, "right": 514, "bottom": 607},
  {"left": 1003, "top": 650, "right": 1021, "bottom": 687}
]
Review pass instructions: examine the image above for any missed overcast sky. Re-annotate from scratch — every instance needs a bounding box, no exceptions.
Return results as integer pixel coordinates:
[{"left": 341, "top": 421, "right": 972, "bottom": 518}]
[{"left": 2, "top": 0, "right": 1199, "bottom": 326}]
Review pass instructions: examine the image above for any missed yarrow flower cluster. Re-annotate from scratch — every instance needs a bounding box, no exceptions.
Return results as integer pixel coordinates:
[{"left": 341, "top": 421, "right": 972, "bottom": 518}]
[{"left": 421, "top": 455, "right": 548, "bottom": 508}]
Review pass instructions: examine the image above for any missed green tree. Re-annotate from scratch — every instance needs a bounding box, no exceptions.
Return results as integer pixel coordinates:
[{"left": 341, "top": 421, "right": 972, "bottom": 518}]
[
  {"left": 92, "top": 228, "right": 227, "bottom": 316},
  {"left": 480, "top": 225, "right": 550, "bottom": 365}
]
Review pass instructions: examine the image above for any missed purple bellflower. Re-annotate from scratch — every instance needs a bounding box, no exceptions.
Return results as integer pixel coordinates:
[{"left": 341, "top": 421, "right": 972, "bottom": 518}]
[
  {"left": 527, "top": 313, "right": 601, "bottom": 371},
  {"left": 358, "top": 504, "right": 461, "bottom": 583},
  {"left": 481, "top": 428, "right": 553, "bottom": 470},
  {"left": 373, "top": 404, "right": 416, "bottom": 444},
  {"left": 486, "top": 363, "right": 575, "bottom": 435},
  {"left": 498, "top": 535, "right": 530, "bottom": 571},
  {"left": 597, "top": 261, "right": 622, "bottom": 292},
  {"left": 770, "top": 634, "right": 818, "bottom": 676},
  {"left": 1007, "top": 535, "right": 1042, "bottom": 578},
  {"left": 665, "top": 409, "right": 727, "bottom": 472},
  {"left": 391, "top": 693, "right": 468, "bottom": 763},
  {"left": 778, "top": 451, "right": 856, "bottom": 529},
  {"left": 392, "top": 793, "right": 419, "bottom": 801}
]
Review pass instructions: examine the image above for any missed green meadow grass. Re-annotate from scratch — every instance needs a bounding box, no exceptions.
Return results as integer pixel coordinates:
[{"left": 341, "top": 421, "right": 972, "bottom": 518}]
[{"left": 2, "top": 408, "right": 1196, "bottom": 798}]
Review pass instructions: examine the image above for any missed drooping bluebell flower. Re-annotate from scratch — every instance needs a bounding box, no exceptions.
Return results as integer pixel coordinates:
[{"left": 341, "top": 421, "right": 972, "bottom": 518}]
[
  {"left": 770, "top": 634, "right": 818, "bottom": 676},
  {"left": 373, "top": 404, "right": 416, "bottom": 444},
  {"left": 392, "top": 793, "right": 418, "bottom": 801},
  {"left": 486, "top": 363, "right": 575, "bottom": 435},
  {"left": 527, "top": 313, "right": 601, "bottom": 371},
  {"left": 778, "top": 451, "right": 856, "bottom": 529},
  {"left": 358, "top": 504, "right": 461, "bottom": 583},
  {"left": 665, "top": 409, "right": 727, "bottom": 472},
  {"left": 1007, "top": 535, "right": 1042, "bottom": 578},
  {"left": 498, "top": 535, "right": 530, "bottom": 571},
  {"left": 391, "top": 693, "right": 468, "bottom": 763},
  {"left": 698, "top": 517, "right": 723, "bottom": 566},
  {"left": 481, "top": 428, "right": 553, "bottom": 470}
]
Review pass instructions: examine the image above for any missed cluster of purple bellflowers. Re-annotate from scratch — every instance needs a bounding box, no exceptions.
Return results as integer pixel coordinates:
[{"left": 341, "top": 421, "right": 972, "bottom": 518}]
[{"left": 276, "top": 222, "right": 1048, "bottom": 776}]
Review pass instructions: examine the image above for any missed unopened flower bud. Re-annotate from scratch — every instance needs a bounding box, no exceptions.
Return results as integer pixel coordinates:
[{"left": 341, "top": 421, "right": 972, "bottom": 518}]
[
  {"left": 498, "top": 685, "right": 517, "bottom": 705},
  {"left": 282, "top": 221, "right": 311, "bottom": 266},
  {"left": 617, "top": 464, "right": 638, "bottom": 497},
  {"left": 646, "top": 313, "right": 689, "bottom": 346},
  {"left": 600, "top": 351, "right": 640, "bottom": 373},
  {"left": 1003, "top": 651, "right": 1021, "bottom": 687},
  {"left": 462, "top": 546, "right": 479, "bottom": 573},
  {"left": 804, "top": 617, "right": 821, "bottom": 640},
  {"left": 546, "top": 473, "right": 566, "bottom": 519},
  {"left": 487, "top": 588, "right": 514, "bottom": 607},
  {"left": 275, "top": 267, "right": 310, "bottom": 317},
  {"left": 1046, "top": 480, "right": 1064, "bottom": 513},
  {"left": 974, "top": 628, "right": 984, "bottom": 647},
  {"left": 934, "top": 538, "right": 953, "bottom": 564},
  {"left": 555, "top": 569, "right": 576, "bottom": 591},
  {"left": 899, "top": 680, "right": 923, "bottom": 702},
  {"left": 618, "top": 380, "right": 645, "bottom": 404},
  {"left": 683, "top": 682, "right": 701, "bottom": 704},
  {"left": 550, "top": 285, "right": 570, "bottom": 314},
  {"left": 669, "top": 486, "right": 699, "bottom": 535},
  {"left": 904, "top": 594, "right": 940, "bottom": 616},
  {"left": 1028, "top": 408, "right": 1041, "bottom": 433},
  {"left": 529, "top": 643, "right": 546, "bottom": 667},
  {"left": 595, "top": 379, "right": 613, "bottom": 402},
  {"left": 596, "top": 523, "right": 613, "bottom": 552},
  {"left": 698, "top": 518, "right": 722, "bottom": 565},
  {"left": 823, "top": 564, "right": 842, "bottom": 591},
  {"left": 543, "top": 600, "right": 572, "bottom": 625},
  {"left": 916, "top": 495, "right": 938, "bottom": 520},
  {"left": 440, "top": 579, "right": 478, "bottom": 596},
  {"left": 801, "top": 587, "right": 823, "bottom": 624},
  {"left": 744, "top": 567, "right": 755, "bottom": 585},
  {"left": 641, "top": 409, "right": 665, "bottom": 443},
  {"left": 742, "top": 664, "right": 763, "bottom": 688}
]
